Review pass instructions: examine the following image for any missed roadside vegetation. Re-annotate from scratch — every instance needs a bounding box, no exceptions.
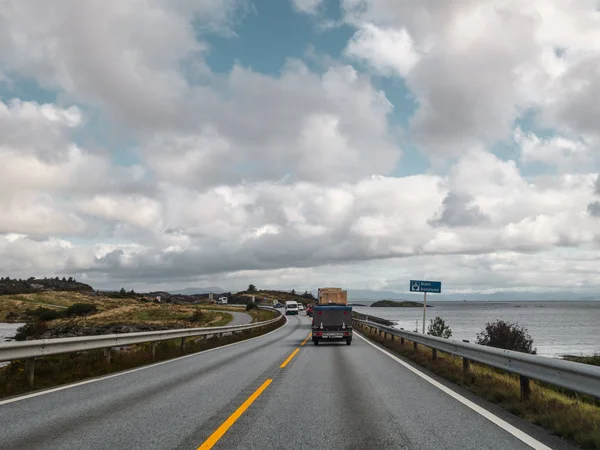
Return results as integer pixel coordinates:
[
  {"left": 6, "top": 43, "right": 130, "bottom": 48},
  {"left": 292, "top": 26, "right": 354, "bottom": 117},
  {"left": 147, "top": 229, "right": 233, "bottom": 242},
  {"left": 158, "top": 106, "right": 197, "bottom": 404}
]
[
  {"left": 0, "top": 317, "right": 284, "bottom": 399},
  {"left": 0, "top": 291, "right": 237, "bottom": 342},
  {"left": 357, "top": 319, "right": 600, "bottom": 449},
  {"left": 243, "top": 301, "right": 278, "bottom": 322},
  {"left": 427, "top": 316, "right": 452, "bottom": 338},
  {"left": 562, "top": 353, "right": 600, "bottom": 367},
  {"left": 233, "top": 285, "right": 315, "bottom": 305}
]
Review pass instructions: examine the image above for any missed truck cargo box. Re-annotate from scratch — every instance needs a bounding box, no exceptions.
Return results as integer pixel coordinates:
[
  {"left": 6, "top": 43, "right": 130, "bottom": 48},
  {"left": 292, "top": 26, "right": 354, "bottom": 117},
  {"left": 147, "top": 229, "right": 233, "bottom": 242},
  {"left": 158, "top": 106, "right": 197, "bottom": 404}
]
[{"left": 317, "top": 287, "right": 348, "bottom": 305}]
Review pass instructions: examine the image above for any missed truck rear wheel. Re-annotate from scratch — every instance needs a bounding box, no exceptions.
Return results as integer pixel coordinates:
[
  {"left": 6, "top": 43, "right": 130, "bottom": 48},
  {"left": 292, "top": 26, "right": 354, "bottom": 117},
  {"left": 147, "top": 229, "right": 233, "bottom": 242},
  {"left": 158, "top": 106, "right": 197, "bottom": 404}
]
[
  {"left": 313, "top": 339, "right": 319, "bottom": 346},
  {"left": 346, "top": 338, "right": 352, "bottom": 346}
]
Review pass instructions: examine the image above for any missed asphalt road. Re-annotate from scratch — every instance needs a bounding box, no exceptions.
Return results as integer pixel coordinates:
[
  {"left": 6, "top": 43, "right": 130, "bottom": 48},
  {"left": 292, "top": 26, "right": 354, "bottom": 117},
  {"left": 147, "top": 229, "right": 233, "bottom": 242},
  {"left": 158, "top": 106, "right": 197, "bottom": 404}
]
[
  {"left": 0, "top": 314, "right": 574, "bottom": 450},
  {"left": 227, "top": 311, "right": 252, "bottom": 325}
]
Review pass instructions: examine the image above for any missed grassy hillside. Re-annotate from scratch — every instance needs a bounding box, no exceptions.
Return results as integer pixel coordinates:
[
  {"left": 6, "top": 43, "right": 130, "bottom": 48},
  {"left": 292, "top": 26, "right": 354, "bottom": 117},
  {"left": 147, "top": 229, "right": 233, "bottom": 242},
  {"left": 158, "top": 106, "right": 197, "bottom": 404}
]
[
  {"left": 0, "top": 277, "right": 93, "bottom": 295},
  {"left": 0, "top": 291, "right": 233, "bottom": 339}
]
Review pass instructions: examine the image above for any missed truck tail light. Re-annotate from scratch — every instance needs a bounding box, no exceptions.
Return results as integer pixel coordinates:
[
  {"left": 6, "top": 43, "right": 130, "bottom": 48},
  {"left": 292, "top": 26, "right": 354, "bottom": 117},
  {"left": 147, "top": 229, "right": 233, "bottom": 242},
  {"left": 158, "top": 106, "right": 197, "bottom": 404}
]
[
  {"left": 343, "top": 332, "right": 350, "bottom": 336},
  {"left": 343, "top": 311, "right": 348, "bottom": 314},
  {"left": 316, "top": 332, "right": 323, "bottom": 337}
]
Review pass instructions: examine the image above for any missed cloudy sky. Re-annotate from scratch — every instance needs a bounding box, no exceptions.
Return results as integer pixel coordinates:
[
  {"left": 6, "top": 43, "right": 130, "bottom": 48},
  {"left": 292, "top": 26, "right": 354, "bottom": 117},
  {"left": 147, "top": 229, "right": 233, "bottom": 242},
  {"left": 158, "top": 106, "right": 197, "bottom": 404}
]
[{"left": 1, "top": 0, "right": 600, "bottom": 295}]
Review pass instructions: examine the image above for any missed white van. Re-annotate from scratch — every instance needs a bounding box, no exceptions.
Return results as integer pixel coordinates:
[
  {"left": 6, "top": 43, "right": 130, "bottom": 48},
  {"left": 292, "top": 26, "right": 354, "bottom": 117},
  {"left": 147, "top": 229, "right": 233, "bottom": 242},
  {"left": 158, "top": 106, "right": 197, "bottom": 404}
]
[{"left": 285, "top": 301, "right": 299, "bottom": 315}]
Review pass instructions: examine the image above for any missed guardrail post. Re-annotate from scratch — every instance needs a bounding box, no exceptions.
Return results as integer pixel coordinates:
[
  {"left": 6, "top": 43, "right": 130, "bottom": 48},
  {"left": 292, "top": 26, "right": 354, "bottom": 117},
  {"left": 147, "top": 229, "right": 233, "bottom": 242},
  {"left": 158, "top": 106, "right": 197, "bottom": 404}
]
[
  {"left": 180, "top": 337, "right": 186, "bottom": 352},
  {"left": 432, "top": 348, "right": 438, "bottom": 360},
  {"left": 151, "top": 342, "right": 157, "bottom": 360},
  {"left": 401, "top": 337, "right": 404, "bottom": 345},
  {"left": 462, "top": 340, "right": 470, "bottom": 375},
  {"left": 520, "top": 376, "right": 531, "bottom": 401},
  {"left": 25, "top": 358, "right": 35, "bottom": 388},
  {"left": 104, "top": 348, "right": 111, "bottom": 365},
  {"left": 413, "top": 341, "right": 418, "bottom": 350}
]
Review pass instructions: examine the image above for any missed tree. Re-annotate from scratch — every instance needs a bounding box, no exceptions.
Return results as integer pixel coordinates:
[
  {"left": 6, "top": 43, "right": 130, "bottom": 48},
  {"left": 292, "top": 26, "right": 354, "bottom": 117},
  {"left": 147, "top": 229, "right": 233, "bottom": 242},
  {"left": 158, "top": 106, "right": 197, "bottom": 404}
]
[
  {"left": 68, "top": 277, "right": 73, "bottom": 282},
  {"left": 248, "top": 284, "right": 257, "bottom": 292},
  {"left": 476, "top": 320, "right": 536, "bottom": 354},
  {"left": 291, "top": 289, "right": 296, "bottom": 295},
  {"left": 62, "top": 277, "right": 67, "bottom": 282},
  {"left": 427, "top": 316, "right": 453, "bottom": 339},
  {"left": 119, "top": 287, "right": 126, "bottom": 295}
]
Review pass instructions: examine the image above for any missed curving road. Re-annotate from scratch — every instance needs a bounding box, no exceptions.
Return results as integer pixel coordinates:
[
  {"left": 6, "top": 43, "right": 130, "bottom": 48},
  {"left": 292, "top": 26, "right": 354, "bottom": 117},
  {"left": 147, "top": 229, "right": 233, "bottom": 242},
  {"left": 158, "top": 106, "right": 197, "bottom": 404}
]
[
  {"left": 227, "top": 310, "right": 253, "bottom": 325},
  {"left": 0, "top": 315, "right": 574, "bottom": 450}
]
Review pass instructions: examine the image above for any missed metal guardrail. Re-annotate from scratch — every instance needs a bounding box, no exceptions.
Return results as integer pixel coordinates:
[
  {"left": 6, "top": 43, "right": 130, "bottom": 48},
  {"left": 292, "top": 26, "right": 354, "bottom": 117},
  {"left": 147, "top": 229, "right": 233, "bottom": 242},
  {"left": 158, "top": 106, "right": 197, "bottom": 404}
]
[
  {"left": 353, "top": 317, "right": 600, "bottom": 400},
  {"left": 0, "top": 307, "right": 283, "bottom": 386},
  {"left": 0, "top": 307, "right": 282, "bottom": 362}
]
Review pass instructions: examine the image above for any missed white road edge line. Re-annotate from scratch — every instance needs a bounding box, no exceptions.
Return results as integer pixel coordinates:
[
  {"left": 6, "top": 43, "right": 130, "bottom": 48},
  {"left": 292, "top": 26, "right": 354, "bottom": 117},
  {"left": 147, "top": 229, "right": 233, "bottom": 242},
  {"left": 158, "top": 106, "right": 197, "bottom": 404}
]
[
  {"left": 355, "top": 332, "right": 552, "bottom": 450},
  {"left": 0, "top": 316, "right": 288, "bottom": 407}
]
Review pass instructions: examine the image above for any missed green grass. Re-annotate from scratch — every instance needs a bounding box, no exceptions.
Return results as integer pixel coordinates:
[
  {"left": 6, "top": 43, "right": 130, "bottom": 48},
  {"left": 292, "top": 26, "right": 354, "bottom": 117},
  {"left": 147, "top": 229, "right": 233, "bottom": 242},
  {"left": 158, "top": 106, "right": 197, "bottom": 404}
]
[
  {"left": 211, "top": 312, "right": 234, "bottom": 327},
  {"left": 563, "top": 353, "right": 600, "bottom": 367},
  {"left": 133, "top": 308, "right": 196, "bottom": 321},
  {"left": 246, "top": 308, "right": 278, "bottom": 322},
  {"left": 357, "top": 323, "right": 600, "bottom": 449},
  {"left": 0, "top": 317, "right": 284, "bottom": 399},
  {"left": 197, "top": 304, "right": 278, "bottom": 323},
  {"left": 2, "top": 292, "right": 104, "bottom": 308}
]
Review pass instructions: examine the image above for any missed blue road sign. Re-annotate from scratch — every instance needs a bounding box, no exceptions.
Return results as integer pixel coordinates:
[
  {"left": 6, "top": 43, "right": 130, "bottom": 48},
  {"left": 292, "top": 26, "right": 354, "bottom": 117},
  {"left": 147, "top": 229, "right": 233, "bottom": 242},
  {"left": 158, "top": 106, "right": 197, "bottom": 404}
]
[{"left": 410, "top": 280, "right": 442, "bottom": 293}]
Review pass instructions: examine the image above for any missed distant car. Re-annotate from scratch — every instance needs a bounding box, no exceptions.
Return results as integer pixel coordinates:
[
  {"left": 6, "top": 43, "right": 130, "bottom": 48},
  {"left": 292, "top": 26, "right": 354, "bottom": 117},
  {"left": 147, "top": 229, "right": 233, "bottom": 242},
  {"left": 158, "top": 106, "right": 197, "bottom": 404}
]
[
  {"left": 274, "top": 303, "right": 284, "bottom": 308},
  {"left": 298, "top": 304, "right": 304, "bottom": 311}
]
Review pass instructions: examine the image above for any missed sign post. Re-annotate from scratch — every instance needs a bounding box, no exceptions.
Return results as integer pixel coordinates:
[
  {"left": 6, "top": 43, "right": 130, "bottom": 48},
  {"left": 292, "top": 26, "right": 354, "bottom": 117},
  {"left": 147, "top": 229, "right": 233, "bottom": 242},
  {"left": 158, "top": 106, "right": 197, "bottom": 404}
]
[
  {"left": 409, "top": 280, "right": 442, "bottom": 334},
  {"left": 423, "top": 292, "right": 427, "bottom": 334}
]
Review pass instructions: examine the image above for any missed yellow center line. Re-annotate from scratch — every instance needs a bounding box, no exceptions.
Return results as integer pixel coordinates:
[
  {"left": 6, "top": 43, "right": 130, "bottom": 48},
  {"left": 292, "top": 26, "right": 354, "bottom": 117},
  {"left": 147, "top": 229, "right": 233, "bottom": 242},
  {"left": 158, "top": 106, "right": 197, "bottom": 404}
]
[
  {"left": 300, "top": 333, "right": 312, "bottom": 346},
  {"left": 197, "top": 378, "right": 273, "bottom": 450},
  {"left": 280, "top": 348, "right": 300, "bottom": 368}
]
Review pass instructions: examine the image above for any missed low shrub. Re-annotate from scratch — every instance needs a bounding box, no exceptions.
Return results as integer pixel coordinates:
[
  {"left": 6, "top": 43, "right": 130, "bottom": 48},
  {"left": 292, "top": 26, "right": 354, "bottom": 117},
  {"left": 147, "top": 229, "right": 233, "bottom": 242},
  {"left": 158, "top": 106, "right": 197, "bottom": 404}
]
[
  {"left": 427, "top": 316, "right": 453, "bottom": 338},
  {"left": 246, "top": 301, "right": 258, "bottom": 311},
  {"left": 14, "top": 321, "right": 48, "bottom": 341},
  {"left": 64, "top": 303, "right": 97, "bottom": 317},
  {"left": 476, "top": 320, "right": 537, "bottom": 354},
  {"left": 24, "top": 307, "right": 62, "bottom": 322}
]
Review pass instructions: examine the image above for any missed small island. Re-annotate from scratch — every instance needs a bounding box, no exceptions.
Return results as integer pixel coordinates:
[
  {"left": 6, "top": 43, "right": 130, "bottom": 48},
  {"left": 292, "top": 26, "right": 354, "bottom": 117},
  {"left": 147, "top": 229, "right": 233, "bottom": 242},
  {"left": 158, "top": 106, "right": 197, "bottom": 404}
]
[{"left": 370, "top": 300, "right": 433, "bottom": 308}]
